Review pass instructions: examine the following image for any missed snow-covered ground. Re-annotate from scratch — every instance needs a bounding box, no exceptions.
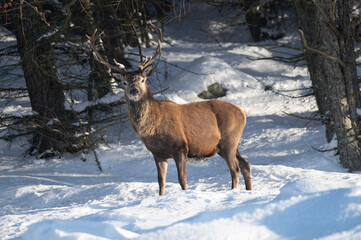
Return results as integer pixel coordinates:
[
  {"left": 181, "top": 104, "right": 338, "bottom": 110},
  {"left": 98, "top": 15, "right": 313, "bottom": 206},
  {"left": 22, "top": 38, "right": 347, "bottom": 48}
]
[{"left": 2, "top": 4, "right": 361, "bottom": 240}]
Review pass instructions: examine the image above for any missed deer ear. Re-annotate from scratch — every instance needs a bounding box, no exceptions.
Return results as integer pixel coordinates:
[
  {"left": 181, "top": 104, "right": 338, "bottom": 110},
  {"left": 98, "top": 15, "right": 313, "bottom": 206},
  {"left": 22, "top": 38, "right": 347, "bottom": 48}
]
[
  {"left": 142, "top": 64, "right": 154, "bottom": 78},
  {"left": 112, "top": 73, "right": 126, "bottom": 84}
]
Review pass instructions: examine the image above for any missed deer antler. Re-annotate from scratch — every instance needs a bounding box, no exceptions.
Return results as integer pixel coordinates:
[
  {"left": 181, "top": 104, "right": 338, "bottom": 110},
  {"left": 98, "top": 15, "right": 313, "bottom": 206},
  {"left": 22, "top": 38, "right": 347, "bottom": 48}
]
[
  {"left": 86, "top": 29, "right": 126, "bottom": 73},
  {"left": 138, "top": 23, "right": 162, "bottom": 72}
]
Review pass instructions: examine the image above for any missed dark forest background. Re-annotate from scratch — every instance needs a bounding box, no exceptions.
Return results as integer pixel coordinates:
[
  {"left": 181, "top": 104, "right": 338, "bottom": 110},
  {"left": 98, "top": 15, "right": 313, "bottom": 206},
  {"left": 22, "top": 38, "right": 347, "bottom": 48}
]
[{"left": 0, "top": 0, "right": 361, "bottom": 171}]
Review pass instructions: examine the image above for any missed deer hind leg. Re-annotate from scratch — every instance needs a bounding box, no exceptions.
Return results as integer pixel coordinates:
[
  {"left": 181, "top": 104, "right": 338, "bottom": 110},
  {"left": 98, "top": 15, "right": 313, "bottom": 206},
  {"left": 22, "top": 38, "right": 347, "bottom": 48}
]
[
  {"left": 218, "top": 146, "right": 241, "bottom": 189},
  {"left": 154, "top": 156, "right": 168, "bottom": 195},
  {"left": 174, "top": 148, "right": 188, "bottom": 191},
  {"left": 236, "top": 149, "right": 252, "bottom": 190}
]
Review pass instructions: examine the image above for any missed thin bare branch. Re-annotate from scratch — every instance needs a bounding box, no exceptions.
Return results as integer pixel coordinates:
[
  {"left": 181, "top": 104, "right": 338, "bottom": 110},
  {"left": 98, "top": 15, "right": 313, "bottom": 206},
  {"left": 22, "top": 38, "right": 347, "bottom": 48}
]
[
  {"left": 251, "top": 75, "right": 314, "bottom": 99},
  {"left": 312, "top": 146, "right": 337, "bottom": 153},
  {"left": 298, "top": 29, "right": 347, "bottom": 69},
  {"left": 282, "top": 111, "right": 324, "bottom": 122}
]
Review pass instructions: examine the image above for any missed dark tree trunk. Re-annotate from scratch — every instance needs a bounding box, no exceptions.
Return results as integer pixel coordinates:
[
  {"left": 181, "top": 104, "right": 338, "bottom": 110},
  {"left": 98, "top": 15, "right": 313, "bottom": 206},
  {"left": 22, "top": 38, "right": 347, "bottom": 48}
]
[
  {"left": 11, "top": 1, "right": 77, "bottom": 155},
  {"left": 14, "top": 7, "right": 65, "bottom": 118},
  {"left": 93, "top": 0, "right": 129, "bottom": 68},
  {"left": 243, "top": 0, "right": 267, "bottom": 42},
  {"left": 75, "top": 0, "right": 130, "bottom": 98},
  {"left": 293, "top": 0, "right": 361, "bottom": 171},
  {"left": 72, "top": 0, "right": 112, "bottom": 99}
]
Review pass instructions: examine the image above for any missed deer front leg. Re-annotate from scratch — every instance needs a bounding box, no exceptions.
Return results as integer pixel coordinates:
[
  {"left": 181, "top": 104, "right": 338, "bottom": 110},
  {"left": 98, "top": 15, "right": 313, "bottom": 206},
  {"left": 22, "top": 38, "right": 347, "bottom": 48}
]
[
  {"left": 154, "top": 156, "right": 168, "bottom": 195},
  {"left": 174, "top": 150, "right": 188, "bottom": 191}
]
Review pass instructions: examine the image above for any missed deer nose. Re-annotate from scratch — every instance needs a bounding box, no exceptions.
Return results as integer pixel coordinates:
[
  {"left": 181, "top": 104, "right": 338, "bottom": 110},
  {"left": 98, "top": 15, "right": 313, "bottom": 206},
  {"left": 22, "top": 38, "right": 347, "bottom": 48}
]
[{"left": 130, "top": 88, "right": 139, "bottom": 95}]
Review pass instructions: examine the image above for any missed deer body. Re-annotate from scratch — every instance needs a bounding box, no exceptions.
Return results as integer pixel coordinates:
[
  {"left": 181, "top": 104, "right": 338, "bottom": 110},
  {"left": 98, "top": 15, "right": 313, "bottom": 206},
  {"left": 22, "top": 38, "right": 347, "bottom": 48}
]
[
  {"left": 127, "top": 91, "right": 242, "bottom": 159},
  {"left": 87, "top": 25, "right": 252, "bottom": 195}
]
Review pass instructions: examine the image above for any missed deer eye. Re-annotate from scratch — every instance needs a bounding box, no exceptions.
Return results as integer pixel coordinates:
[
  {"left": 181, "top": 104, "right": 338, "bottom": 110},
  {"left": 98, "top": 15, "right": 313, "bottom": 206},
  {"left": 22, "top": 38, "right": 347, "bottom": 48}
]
[{"left": 141, "top": 79, "right": 145, "bottom": 83}]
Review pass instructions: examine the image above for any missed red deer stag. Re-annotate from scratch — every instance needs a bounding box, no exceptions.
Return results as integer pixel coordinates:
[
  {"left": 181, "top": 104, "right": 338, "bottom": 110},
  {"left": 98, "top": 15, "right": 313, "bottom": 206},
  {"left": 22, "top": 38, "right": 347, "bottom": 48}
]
[{"left": 87, "top": 27, "right": 252, "bottom": 195}]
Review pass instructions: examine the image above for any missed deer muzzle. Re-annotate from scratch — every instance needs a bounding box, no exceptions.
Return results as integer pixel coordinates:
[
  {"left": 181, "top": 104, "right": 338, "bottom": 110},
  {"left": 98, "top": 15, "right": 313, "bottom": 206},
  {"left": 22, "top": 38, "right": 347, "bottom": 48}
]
[{"left": 130, "top": 88, "right": 139, "bottom": 96}]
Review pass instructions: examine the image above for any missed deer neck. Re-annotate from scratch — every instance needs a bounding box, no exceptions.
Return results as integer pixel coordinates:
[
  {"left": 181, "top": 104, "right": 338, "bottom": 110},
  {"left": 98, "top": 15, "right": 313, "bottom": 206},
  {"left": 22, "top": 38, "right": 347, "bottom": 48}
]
[{"left": 126, "top": 86, "right": 160, "bottom": 137}]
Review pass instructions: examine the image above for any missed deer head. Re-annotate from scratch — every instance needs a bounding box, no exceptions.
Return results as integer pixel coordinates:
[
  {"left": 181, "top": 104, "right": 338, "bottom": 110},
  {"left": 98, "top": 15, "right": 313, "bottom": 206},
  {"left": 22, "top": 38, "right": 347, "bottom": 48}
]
[{"left": 86, "top": 24, "right": 162, "bottom": 102}]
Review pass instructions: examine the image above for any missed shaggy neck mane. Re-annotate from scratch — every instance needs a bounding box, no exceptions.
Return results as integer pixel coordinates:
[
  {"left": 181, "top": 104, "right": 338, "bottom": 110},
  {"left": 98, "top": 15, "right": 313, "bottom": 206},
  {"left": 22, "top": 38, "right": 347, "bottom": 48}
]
[{"left": 126, "top": 85, "right": 160, "bottom": 136}]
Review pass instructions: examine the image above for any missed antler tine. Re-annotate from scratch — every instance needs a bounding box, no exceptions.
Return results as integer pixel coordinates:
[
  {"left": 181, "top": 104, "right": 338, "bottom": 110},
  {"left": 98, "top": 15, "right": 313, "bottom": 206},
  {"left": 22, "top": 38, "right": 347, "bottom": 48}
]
[
  {"left": 86, "top": 29, "right": 126, "bottom": 73},
  {"left": 139, "top": 24, "right": 162, "bottom": 71},
  {"left": 149, "top": 22, "right": 163, "bottom": 41},
  {"left": 113, "top": 58, "right": 125, "bottom": 69}
]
